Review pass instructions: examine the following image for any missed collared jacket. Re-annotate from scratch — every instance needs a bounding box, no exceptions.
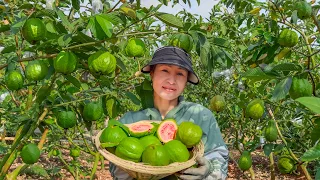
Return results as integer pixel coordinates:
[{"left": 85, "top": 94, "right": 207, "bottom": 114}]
[{"left": 109, "top": 97, "right": 229, "bottom": 180}]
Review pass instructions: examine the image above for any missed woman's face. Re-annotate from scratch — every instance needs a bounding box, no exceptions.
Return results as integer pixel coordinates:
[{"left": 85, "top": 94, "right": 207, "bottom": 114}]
[{"left": 150, "top": 64, "right": 188, "bottom": 101}]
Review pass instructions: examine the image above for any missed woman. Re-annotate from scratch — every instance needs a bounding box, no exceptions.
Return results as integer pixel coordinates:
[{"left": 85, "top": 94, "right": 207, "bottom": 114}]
[{"left": 109, "top": 46, "right": 229, "bottom": 180}]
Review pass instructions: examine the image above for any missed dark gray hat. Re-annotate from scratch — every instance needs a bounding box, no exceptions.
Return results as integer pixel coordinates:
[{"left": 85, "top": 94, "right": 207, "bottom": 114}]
[{"left": 141, "top": 46, "right": 199, "bottom": 85}]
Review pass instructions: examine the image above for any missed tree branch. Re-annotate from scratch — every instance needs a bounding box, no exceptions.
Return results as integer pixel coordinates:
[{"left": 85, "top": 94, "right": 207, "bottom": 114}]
[
  {"left": 0, "top": 54, "right": 58, "bottom": 70},
  {"left": 108, "top": 0, "right": 121, "bottom": 13},
  {"left": 311, "top": 12, "right": 320, "bottom": 34}
]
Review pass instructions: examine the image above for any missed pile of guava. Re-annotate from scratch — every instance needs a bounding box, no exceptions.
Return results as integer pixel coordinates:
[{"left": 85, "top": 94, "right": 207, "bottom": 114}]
[{"left": 99, "top": 119, "right": 203, "bottom": 166}]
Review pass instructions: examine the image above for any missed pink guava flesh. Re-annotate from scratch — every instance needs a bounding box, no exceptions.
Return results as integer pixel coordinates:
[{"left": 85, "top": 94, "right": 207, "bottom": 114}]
[
  {"left": 158, "top": 122, "right": 177, "bottom": 143},
  {"left": 130, "top": 124, "right": 153, "bottom": 132}
]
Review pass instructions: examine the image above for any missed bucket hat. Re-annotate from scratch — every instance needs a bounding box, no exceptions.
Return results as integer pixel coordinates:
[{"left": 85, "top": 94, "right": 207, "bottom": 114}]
[{"left": 141, "top": 46, "right": 199, "bottom": 85}]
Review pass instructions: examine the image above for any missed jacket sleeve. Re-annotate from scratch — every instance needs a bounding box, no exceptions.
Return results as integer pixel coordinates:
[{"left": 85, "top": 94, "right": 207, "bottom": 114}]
[{"left": 198, "top": 108, "right": 229, "bottom": 180}]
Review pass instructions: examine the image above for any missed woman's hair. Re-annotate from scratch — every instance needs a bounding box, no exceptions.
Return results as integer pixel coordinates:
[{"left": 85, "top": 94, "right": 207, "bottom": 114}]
[{"left": 149, "top": 65, "right": 156, "bottom": 73}]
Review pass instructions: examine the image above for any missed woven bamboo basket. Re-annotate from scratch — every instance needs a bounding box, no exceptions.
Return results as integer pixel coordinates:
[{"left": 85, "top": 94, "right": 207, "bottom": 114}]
[{"left": 94, "top": 121, "right": 205, "bottom": 180}]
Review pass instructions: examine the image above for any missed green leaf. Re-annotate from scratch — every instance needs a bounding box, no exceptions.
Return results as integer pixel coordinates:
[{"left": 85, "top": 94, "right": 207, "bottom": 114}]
[
  {"left": 189, "top": 30, "right": 207, "bottom": 55},
  {"left": 64, "top": 75, "right": 81, "bottom": 89},
  {"left": 99, "top": 13, "right": 124, "bottom": 25},
  {"left": 271, "top": 63, "right": 302, "bottom": 72},
  {"left": 207, "top": 46, "right": 215, "bottom": 73},
  {"left": 247, "top": 16, "right": 252, "bottom": 29},
  {"left": 53, "top": 21, "right": 68, "bottom": 34},
  {"left": 271, "top": 77, "right": 292, "bottom": 102},
  {"left": 22, "top": 165, "right": 49, "bottom": 178},
  {"left": 116, "top": 56, "right": 127, "bottom": 72},
  {"left": 100, "top": 75, "right": 115, "bottom": 88},
  {"left": 274, "top": 48, "right": 291, "bottom": 61},
  {"left": 142, "top": 79, "right": 153, "bottom": 91},
  {"left": 88, "top": 16, "right": 107, "bottom": 40},
  {"left": 10, "top": 17, "right": 27, "bottom": 34},
  {"left": 19, "top": 3, "right": 33, "bottom": 9},
  {"left": 291, "top": 10, "right": 298, "bottom": 24},
  {"left": 1, "top": 45, "right": 16, "bottom": 54},
  {"left": 108, "top": 119, "right": 122, "bottom": 127},
  {"left": 211, "top": 46, "right": 225, "bottom": 67},
  {"left": 125, "top": 92, "right": 140, "bottom": 105},
  {"left": 316, "top": 168, "right": 320, "bottom": 180},
  {"left": 101, "top": 142, "right": 118, "bottom": 148},
  {"left": 106, "top": 98, "right": 120, "bottom": 118},
  {"left": 222, "top": 49, "right": 233, "bottom": 68},
  {"left": 67, "top": 86, "right": 80, "bottom": 94},
  {"left": 74, "top": 31, "right": 96, "bottom": 43},
  {"left": 0, "top": 25, "right": 10, "bottom": 33},
  {"left": 263, "top": 31, "right": 272, "bottom": 43},
  {"left": 34, "top": 9, "right": 57, "bottom": 19},
  {"left": 120, "top": 7, "right": 137, "bottom": 19},
  {"left": 159, "top": 0, "right": 168, "bottom": 6},
  {"left": 46, "top": 22, "right": 57, "bottom": 34},
  {"left": 58, "top": 34, "right": 72, "bottom": 47},
  {"left": 140, "top": 90, "right": 154, "bottom": 109},
  {"left": 311, "top": 124, "right": 320, "bottom": 145},
  {"left": 155, "top": 12, "right": 183, "bottom": 28},
  {"left": 212, "top": 38, "right": 230, "bottom": 48},
  {"left": 301, "top": 143, "right": 320, "bottom": 162},
  {"left": 95, "top": 15, "right": 113, "bottom": 38},
  {"left": 35, "top": 85, "right": 51, "bottom": 104},
  {"left": 217, "top": 19, "right": 226, "bottom": 35},
  {"left": 0, "top": 143, "right": 9, "bottom": 155},
  {"left": 72, "top": 0, "right": 80, "bottom": 10},
  {"left": 296, "top": 97, "right": 320, "bottom": 114},
  {"left": 242, "top": 67, "right": 275, "bottom": 81},
  {"left": 200, "top": 41, "right": 211, "bottom": 70},
  {"left": 263, "top": 143, "right": 274, "bottom": 156},
  {"left": 56, "top": 9, "right": 72, "bottom": 32},
  {"left": 107, "top": 119, "right": 130, "bottom": 135},
  {"left": 135, "top": 84, "right": 153, "bottom": 109}
]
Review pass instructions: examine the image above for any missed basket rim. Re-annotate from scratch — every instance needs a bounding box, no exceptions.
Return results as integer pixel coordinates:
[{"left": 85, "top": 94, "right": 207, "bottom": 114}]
[{"left": 94, "top": 121, "right": 205, "bottom": 175}]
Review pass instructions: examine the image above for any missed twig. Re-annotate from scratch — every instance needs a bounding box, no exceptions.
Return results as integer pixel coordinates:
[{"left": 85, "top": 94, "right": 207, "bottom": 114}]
[
  {"left": 308, "top": 71, "right": 317, "bottom": 97},
  {"left": 15, "top": 35, "right": 25, "bottom": 72},
  {"left": 0, "top": 82, "right": 21, "bottom": 106},
  {"left": 37, "top": 128, "right": 49, "bottom": 149},
  {"left": 115, "top": 13, "right": 156, "bottom": 36},
  {"left": 108, "top": 0, "right": 121, "bottom": 13},
  {"left": 266, "top": 105, "right": 312, "bottom": 180},
  {"left": 8, "top": 90, "right": 20, "bottom": 106},
  {"left": 308, "top": 48, "right": 320, "bottom": 57},
  {"left": 311, "top": 12, "right": 320, "bottom": 34},
  {"left": 90, "top": 152, "right": 100, "bottom": 180},
  {"left": 269, "top": 152, "right": 275, "bottom": 180},
  {"left": 0, "top": 54, "right": 58, "bottom": 70}
]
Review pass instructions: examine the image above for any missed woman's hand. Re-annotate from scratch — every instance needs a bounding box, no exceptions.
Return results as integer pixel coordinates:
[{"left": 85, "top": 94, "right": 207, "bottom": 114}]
[{"left": 177, "top": 156, "right": 210, "bottom": 180}]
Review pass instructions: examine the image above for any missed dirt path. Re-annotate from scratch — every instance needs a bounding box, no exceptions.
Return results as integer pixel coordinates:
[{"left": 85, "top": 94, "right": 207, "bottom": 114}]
[{"left": 4, "top": 148, "right": 310, "bottom": 180}]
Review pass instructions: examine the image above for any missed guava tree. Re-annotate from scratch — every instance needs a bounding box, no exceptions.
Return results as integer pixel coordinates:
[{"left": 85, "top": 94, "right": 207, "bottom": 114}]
[
  {"left": 0, "top": 0, "right": 217, "bottom": 179},
  {"left": 1, "top": 0, "right": 320, "bottom": 179},
  {"left": 200, "top": 0, "right": 320, "bottom": 179}
]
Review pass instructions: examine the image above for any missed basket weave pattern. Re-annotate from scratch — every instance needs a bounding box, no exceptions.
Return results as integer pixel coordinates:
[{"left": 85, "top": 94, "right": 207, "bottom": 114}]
[{"left": 94, "top": 124, "right": 205, "bottom": 180}]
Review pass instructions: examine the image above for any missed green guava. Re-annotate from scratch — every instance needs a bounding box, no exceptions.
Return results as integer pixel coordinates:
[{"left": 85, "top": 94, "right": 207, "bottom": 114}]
[
  {"left": 176, "top": 121, "right": 202, "bottom": 148},
  {"left": 115, "top": 137, "right": 144, "bottom": 162},
  {"left": 139, "top": 135, "right": 162, "bottom": 149},
  {"left": 142, "top": 144, "right": 170, "bottom": 166},
  {"left": 163, "top": 140, "right": 189, "bottom": 163}
]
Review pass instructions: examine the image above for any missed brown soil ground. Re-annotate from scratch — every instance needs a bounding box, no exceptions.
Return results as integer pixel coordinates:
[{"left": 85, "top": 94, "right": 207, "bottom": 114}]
[{"left": 3, "top": 147, "right": 311, "bottom": 180}]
